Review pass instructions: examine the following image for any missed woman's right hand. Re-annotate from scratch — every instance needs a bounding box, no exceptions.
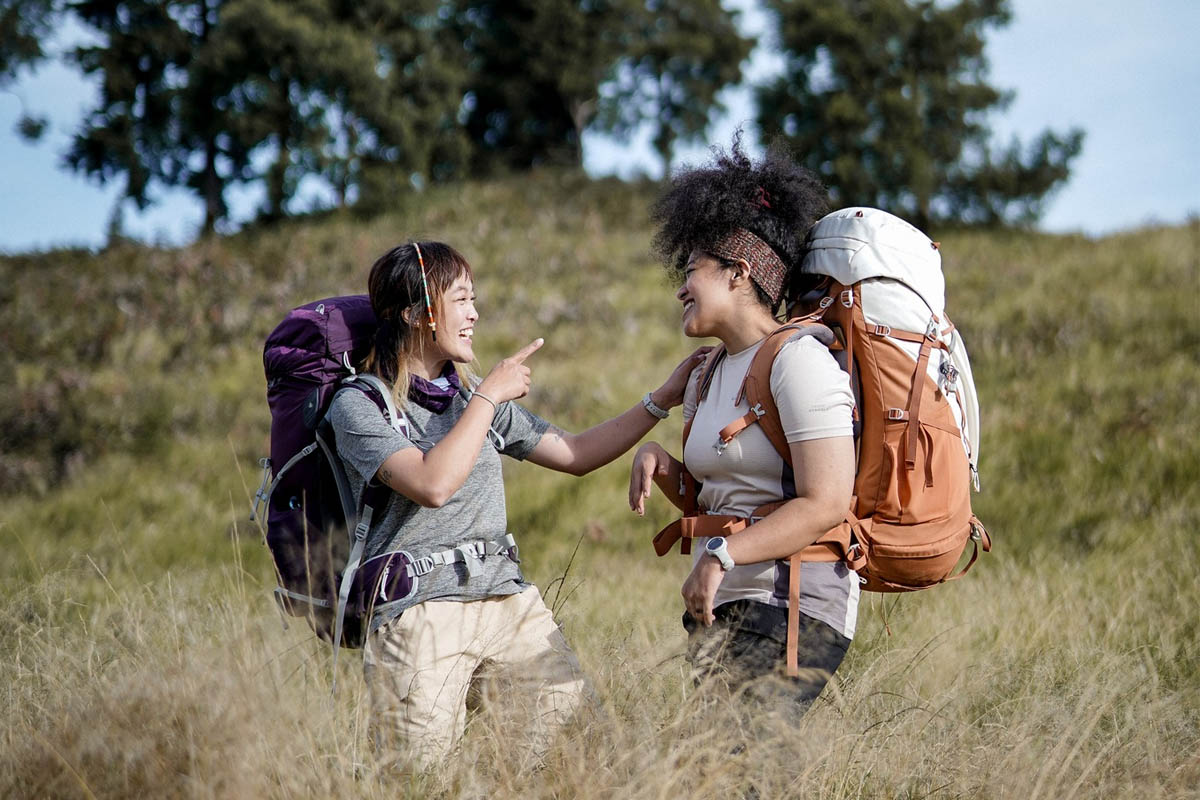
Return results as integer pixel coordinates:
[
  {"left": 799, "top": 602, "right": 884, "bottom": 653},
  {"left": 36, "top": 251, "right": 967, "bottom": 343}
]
[
  {"left": 629, "top": 441, "right": 670, "bottom": 515},
  {"left": 477, "top": 337, "right": 544, "bottom": 403}
]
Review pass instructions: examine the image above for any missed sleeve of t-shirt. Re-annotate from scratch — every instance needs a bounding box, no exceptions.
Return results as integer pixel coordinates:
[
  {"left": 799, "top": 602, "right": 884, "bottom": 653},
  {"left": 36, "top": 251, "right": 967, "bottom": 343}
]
[
  {"left": 770, "top": 336, "right": 855, "bottom": 444},
  {"left": 490, "top": 400, "right": 550, "bottom": 461},
  {"left": 327, "top": 388, "right": 416, "bottom": 484}
]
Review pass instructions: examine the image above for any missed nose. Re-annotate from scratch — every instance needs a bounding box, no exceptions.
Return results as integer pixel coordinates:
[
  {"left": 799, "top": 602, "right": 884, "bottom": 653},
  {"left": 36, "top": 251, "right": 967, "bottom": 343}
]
[{"left": 675, "top": 283, "right": 688, "bottom": 301}]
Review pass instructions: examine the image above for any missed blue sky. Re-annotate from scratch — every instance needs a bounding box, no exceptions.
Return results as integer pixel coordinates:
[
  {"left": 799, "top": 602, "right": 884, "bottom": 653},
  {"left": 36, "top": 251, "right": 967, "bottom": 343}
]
[{"left": 2, "top": 0, "right": 1197, "bottom": 253}]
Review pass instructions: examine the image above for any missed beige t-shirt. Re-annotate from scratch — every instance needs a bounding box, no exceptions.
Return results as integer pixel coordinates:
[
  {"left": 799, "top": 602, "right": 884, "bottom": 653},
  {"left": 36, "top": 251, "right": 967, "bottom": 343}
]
[{"left": 682, "top": 334, "right": 860, "bottom": 639}]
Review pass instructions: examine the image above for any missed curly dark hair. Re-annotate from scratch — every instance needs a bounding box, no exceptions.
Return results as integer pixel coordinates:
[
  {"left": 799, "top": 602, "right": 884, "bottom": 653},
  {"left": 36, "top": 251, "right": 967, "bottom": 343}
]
[{"left": 651, "top": 133, "right": 828, "bottom": 310}]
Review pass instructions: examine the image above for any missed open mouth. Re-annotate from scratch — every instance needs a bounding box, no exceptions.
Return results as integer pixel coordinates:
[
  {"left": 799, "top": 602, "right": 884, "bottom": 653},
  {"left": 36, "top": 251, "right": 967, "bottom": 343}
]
[
  {"left": 682, "top": 299, "right": 695, "bottom": 316},
  {"left": 459, "top": 328, "right": 474, "bottom": 341}
]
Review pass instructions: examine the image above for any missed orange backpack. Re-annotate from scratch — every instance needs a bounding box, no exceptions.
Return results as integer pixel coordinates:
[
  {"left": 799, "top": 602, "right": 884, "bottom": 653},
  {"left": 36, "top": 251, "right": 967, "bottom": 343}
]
[{"left": 653, "top": 208, "right": 991, "bottom": 676}]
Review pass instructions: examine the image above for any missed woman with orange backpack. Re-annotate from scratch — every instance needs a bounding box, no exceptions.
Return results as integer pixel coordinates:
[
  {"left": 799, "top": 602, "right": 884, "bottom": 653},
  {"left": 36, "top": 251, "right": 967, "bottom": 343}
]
[
  {"left": 328, "top": 241, "right": 706, "bottom": 766},
  {"left": 628, "top": 139, "right": 859, "bottom": 716}
]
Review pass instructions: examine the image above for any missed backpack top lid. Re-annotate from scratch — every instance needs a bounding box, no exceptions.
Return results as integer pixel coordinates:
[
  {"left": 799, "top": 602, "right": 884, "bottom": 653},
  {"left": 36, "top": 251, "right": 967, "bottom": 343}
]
[
  {"left": 801, "top": 207, "right": 946, "bottom": 315},
  {"left": 263, "top": 295, "right": 377, "bottom": 380}
]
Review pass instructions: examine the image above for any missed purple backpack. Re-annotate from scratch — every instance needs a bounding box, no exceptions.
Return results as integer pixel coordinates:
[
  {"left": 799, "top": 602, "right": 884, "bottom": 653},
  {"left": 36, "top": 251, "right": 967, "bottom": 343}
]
[{"left": 253, "top": 296, "right": 417, "bottom": 655}]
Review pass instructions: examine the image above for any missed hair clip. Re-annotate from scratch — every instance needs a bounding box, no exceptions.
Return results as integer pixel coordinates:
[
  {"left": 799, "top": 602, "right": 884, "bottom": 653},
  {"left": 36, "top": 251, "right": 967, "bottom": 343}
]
[{"left": 413, "top": 242, "right": 437, "bottom": 341}]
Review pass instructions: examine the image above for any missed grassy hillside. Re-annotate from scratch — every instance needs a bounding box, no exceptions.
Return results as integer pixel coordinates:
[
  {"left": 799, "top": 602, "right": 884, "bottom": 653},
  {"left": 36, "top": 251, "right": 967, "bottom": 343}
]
[{"left": 2, "top": 171, "right": 1197, "bottom": 798}]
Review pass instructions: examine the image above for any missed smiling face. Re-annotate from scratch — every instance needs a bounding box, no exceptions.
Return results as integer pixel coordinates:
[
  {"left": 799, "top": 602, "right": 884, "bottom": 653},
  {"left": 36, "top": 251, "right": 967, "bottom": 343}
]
[
  {"left": 675, "top": 250, "right": 737, "bottom": 339},
  {"left": 430, "top": 271, "right": 478, "bottom": 364}
]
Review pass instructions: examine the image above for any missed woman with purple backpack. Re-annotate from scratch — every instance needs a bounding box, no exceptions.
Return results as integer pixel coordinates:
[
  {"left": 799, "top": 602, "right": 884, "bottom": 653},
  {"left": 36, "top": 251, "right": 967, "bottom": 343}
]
[{"left": 326, "top": 240, "right": 704, "bottom": 767}]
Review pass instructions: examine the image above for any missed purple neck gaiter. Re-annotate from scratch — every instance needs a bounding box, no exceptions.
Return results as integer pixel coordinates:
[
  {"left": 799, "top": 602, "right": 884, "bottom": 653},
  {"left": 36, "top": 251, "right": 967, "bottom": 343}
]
[{"left": 408, "top": 364, "right": 463, "bottom": 413}]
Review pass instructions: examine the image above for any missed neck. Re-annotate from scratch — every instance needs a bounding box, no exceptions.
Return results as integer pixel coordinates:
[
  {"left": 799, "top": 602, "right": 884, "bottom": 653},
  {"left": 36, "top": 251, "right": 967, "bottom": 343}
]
[
  {"left": 715, "top": 306, "right": 779, "bottom": 355},
  {"left": 409, "top": 352, "right": 449, "bottom": 382}
]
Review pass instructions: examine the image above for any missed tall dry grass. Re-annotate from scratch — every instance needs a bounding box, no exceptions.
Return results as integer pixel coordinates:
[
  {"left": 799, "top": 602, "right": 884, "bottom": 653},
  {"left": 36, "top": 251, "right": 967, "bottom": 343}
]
[{"left": 2, "top": 174, "right": 1197, "bottom": 798}]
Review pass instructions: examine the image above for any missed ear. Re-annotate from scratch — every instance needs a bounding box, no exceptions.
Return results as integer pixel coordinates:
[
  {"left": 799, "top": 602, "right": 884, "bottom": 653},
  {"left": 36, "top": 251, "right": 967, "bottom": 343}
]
[
  {"left": 728, "top": 258, "right": 752, "bottom": 287},
  {"left": 401, "top": 307, "right": 413, "bottom": 326}
]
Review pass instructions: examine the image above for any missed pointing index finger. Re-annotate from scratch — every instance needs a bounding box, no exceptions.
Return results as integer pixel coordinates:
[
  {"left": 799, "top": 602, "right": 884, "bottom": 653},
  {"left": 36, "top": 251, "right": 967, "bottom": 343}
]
[{"left": 512, "top": 337, "right": 544, "bottom": 363}]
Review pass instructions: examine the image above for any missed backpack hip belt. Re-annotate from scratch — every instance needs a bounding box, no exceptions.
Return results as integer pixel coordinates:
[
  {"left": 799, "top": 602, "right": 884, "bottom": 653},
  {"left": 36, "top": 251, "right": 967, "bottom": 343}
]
[
  {"left": 397, "top": 534, "right": 520, "bottom": 580},
  {"left": 653, "top": 502, "right": 866, "bottom": 568}
]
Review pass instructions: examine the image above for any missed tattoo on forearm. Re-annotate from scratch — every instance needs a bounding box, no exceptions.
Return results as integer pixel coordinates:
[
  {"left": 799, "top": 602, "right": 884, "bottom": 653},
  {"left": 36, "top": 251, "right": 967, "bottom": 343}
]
[
  {"left": 546, "top": 425, "right": 565, "bottom": 444},
  {"left": 379, "top": 466, "right": 393, "bottom": 485}
]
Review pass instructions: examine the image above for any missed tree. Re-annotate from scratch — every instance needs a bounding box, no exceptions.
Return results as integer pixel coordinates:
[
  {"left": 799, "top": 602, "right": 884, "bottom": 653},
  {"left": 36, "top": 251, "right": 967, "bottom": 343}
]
[
  {"left": 456, "top": 0, "right": 751, "bottom": 175},
  {"left": 17, "top": 0, "right": 752, "bottom": 230},
  {"left": 757, "top": 0, "right": 1083, "bottom": 229},
  {"left": 598, "top": 0, "right": 752, "bottom": 171},
  {"left": 65, "top": 0, "right": 250, "bottom": 232},
  {"left": 451, "top": 0, "right": 620, "bottom": 172},
  {"left": 335, "top": 0, "right": 473, "bottom": 209},
  {"left": 63, "top": 0, "right": 471, "bottom": 229}
]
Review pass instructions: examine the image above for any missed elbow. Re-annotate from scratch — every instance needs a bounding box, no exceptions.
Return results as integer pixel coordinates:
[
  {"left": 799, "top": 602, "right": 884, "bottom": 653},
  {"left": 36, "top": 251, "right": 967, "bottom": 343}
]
[
  {"left": 420, "top": 487, "right": 452, "bottom": 509},
  {"left": 565, "top": 460, "right": 591, "bottom": 477},
  {"left": 813, "top": 492, "right": 851, "bottom": 533},
  {"left": 412, "top": 481, "right": 455, "bottom": 509}
]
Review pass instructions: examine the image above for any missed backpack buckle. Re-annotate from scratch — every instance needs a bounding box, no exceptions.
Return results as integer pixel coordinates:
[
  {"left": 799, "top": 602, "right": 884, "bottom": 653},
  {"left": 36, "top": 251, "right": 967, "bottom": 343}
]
[
  {"left": 819, "top": 296, "right": 834, "bottom": 309},
  {"left": 939, "top": 360, "right": 959, "bottom": 386},
  {"left": 887, "top": 408, "right": 908, "bottom": 421},
  {"left": 714, "top": 438, "right": 729, "bottom": 456},
  {"left": 750, "top": 403, "right": 765, "bottom": 418},
  {"left": 840, "top": 289, "right": 854, "bottom": 308}
]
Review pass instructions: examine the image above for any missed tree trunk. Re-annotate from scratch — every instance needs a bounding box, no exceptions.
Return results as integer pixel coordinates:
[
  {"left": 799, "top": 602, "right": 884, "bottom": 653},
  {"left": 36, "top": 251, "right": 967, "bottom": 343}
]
[{"left": 202, "top": 135, "right": 223, "bottom": 235}]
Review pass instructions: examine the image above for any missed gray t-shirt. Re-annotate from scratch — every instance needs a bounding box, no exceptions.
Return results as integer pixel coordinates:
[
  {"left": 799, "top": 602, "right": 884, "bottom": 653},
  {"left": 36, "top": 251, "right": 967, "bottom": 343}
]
[{"left": 327, "top": 385, "right": 548, "bottom": 632}]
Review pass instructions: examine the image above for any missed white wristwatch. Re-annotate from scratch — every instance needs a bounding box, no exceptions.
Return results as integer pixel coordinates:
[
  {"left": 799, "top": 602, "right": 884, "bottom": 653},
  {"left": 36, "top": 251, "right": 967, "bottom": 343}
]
[
  {"left": 641, "top": 391, "right": 670, "bottom": 420},
  {"left": 704, "top": 536, "right": 735, "bottom": 571}
]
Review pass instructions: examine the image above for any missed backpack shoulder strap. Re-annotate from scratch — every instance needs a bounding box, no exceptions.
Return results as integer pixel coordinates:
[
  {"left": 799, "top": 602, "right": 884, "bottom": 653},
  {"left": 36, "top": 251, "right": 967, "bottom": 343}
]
[
  {"left": 675, "top": 346, "right": 725, "bottom": 547},
  {"left": 717, "top": 320, "right": 836, "bottom": 464},
  {"left": 340, "top": 374, "right": 410, "bottom": 439}
]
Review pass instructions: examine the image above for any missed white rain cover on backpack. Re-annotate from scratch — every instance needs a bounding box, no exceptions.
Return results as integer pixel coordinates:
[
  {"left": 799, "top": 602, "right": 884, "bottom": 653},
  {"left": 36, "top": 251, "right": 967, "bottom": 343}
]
[{"left": 802, "top": 207, "right": 981, "bottom": 478}]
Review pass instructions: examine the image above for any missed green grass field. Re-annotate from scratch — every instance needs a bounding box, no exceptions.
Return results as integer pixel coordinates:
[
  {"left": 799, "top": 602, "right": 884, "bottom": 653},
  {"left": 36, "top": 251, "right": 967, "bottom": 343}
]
[{"left": 2, "top": 172, "right": 1198, "bottom": 798}]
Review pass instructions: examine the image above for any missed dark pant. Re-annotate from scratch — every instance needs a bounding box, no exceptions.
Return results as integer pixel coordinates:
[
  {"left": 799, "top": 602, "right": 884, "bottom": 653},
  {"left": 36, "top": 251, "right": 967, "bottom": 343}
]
[{"left": 683, "top": 599, "right": 850, "bottom": 720}]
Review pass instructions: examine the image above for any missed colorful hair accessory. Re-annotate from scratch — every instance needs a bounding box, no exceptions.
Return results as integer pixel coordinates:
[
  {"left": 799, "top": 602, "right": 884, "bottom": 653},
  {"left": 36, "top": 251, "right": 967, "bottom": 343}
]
[
  {"left": 709, "top": 228, "right": 787, "bottom": 307},
  {"left": 412, "top": 241, "right": 437, "bottom": 341},
  {"left": 754, "top": 186, "right": 773, "bottom": 209}
]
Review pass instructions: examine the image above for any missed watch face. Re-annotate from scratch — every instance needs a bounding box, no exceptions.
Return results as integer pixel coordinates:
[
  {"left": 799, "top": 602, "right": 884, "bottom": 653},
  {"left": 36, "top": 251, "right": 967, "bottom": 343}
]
[{"left": 706, "top": 537, "right": 723, "bottom": 551}]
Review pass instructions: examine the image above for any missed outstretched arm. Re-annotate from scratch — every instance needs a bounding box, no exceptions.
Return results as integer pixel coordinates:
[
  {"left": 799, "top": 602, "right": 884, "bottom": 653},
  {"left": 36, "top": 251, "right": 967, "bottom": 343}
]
[{"left": 526, "top": 347, "right": 709, "bottom": 476}]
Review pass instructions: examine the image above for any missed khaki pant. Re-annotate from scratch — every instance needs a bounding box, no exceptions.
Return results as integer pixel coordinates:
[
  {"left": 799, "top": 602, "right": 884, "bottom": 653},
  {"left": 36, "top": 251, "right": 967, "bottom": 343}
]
[{"left": 363, "top": 586, "right": 589, "bottom": 768}]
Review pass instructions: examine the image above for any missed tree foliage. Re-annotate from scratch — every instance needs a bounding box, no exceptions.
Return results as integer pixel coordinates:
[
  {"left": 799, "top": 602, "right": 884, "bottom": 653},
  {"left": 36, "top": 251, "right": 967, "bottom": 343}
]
[
  {"left": 1, "top": 0, "right": 64, "bottom": 141},
  {"left": 0, "top": 0, "right": 59, "bottom": 82},
  {"left": 23, "top": 0, "right": 746, "bottom": 230},
  {"left": 757, "top": 0, "right": 1083, "bottom": 228},
  {"left": 598, "top": 0, "right": 752, "bottom": 170}
]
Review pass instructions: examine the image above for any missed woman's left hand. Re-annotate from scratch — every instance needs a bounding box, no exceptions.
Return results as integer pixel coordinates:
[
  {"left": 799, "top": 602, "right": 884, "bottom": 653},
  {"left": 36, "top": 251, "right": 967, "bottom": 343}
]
[
  {"left": 681, "top": 553, "right": 726, "bottom": 627},
  {"left": 651, "top": 346, "right": 713, "bottom": 410}
]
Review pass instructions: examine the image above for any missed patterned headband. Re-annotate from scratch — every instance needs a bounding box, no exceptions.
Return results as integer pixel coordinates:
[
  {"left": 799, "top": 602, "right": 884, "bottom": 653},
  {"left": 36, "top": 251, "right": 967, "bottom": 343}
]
[{"left": 709, "top": 228, "right": 787, "bottom": 307}]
